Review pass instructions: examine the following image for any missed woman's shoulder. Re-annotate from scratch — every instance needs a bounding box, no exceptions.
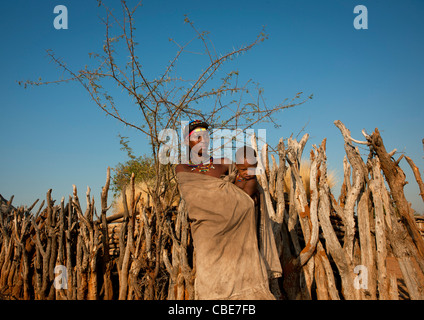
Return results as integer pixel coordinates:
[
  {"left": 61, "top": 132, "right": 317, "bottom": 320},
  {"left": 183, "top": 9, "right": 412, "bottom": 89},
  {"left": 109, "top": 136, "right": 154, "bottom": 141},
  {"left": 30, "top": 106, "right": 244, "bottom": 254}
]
[{"left": 175, "top": 164, "right": 188, "bottom": 173}]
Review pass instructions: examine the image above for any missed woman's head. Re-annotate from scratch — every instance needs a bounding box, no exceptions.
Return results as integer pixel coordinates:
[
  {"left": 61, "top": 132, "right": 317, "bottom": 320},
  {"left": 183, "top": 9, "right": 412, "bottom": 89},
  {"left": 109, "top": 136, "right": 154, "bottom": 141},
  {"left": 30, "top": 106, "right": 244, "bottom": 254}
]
[{"left": 184, "top": 120, "right": 210, "bottom": 163}]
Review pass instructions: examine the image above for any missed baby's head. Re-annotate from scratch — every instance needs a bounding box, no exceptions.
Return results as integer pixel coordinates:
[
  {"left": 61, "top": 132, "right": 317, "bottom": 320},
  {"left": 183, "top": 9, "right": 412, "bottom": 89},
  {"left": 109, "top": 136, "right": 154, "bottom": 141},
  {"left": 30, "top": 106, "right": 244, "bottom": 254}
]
[{"left": 235, "top": 146, "right": 258, "bottom": 180}]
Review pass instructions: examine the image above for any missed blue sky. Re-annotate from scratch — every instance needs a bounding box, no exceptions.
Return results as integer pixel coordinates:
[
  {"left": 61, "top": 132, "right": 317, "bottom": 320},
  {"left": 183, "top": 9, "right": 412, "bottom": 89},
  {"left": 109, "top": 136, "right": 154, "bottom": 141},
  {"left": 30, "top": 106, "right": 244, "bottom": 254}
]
[{"left": 1, "top": 0, "right": 423, "bottom": 214}]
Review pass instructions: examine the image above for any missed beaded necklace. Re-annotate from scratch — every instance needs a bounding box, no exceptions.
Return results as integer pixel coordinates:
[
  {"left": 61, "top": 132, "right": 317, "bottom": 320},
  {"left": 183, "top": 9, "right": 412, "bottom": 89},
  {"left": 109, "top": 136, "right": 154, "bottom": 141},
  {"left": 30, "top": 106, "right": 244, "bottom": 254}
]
[
  {"left": 188, "top": 156, "right": 215, "bottom": 173},
  {"left": 236, "top": 173, "right": 245, "bottom": 182}
]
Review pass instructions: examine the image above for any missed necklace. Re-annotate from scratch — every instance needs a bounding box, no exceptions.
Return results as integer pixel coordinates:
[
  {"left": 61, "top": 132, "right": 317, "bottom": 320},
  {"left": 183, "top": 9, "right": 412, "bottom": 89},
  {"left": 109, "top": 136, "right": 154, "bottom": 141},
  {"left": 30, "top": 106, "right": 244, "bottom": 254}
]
[
  {"left": 188, "top": 156, "right": 215, "bottom": 173},
  {"left": 236, "top": 173, "right": 245, "bottom": 182}
]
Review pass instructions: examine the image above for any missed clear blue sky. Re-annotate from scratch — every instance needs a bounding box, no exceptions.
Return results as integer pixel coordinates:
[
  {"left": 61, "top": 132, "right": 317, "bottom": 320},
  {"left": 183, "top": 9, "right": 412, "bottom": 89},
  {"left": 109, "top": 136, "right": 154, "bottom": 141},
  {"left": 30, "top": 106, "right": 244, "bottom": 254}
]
[{"left": 1, "top": 0, "right": 423, "bottom": 214}]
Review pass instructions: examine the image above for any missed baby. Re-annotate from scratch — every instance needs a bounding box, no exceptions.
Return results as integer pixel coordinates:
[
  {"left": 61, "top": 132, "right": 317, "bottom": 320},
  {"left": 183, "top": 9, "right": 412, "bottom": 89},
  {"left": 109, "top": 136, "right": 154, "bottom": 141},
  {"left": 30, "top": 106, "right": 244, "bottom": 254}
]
[{"left": 234, "top": 146, "right": 259, "bottom": 200}]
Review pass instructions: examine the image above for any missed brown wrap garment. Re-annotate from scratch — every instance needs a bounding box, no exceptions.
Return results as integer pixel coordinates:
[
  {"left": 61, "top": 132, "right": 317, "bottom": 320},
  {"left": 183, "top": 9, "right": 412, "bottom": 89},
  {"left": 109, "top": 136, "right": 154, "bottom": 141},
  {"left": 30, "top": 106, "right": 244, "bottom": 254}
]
[{"left": 176, "top": 164, "right": 281, "bottom": 300}]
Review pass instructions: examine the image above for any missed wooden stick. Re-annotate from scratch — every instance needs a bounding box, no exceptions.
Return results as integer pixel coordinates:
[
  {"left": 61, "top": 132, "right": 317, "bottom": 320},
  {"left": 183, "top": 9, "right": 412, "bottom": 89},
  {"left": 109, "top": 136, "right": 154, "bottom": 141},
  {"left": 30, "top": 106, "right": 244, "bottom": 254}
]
[
  {"left": 367, "top": 128, "right": 424, "bottom": 260},
  {"left": 405, "top": 156, "right": 424, "bottom": 202},
  {"left": 369, "top": 158, "right": 389, "bottom": 299},
  {"left": 101, "top": 167, "right": 113, "bottom": 300}
]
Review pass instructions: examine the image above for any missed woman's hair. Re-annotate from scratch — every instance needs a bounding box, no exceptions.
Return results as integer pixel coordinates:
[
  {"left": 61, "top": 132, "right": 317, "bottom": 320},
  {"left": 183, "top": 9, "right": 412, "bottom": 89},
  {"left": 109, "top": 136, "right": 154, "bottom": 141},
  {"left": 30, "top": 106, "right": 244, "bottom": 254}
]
[{"left": 183, "top": 120, "right": 209, "bottom": 139}]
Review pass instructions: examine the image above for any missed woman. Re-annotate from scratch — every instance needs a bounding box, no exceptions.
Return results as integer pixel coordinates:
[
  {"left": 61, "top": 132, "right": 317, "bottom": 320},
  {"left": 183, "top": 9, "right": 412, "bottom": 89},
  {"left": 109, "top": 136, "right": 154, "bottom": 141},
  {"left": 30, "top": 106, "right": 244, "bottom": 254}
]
[{"left": 175, "top": 120, "right": 281, "bottom": 300}]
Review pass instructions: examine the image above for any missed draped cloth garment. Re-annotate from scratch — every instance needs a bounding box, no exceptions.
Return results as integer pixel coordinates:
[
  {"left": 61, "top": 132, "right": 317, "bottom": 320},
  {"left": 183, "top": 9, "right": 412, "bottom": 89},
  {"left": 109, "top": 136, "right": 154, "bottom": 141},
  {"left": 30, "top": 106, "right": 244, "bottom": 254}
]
[{"left": 176, "top": 164, "right": 281, "bottom": 300}]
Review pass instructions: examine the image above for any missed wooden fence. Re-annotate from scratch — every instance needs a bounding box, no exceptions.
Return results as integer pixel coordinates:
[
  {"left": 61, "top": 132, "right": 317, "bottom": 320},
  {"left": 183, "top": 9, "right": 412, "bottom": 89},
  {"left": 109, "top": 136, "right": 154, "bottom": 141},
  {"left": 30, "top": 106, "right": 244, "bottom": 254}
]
[{"left": 1, "top": 120, "right": 424, "bottom": 300}]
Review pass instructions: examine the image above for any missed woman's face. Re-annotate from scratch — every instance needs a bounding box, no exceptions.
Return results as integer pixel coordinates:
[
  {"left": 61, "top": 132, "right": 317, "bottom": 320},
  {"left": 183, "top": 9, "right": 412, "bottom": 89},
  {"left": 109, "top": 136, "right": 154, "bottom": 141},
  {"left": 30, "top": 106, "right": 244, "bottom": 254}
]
[{"left": 187, "top": 128, "right": 210, "bottom": 161}]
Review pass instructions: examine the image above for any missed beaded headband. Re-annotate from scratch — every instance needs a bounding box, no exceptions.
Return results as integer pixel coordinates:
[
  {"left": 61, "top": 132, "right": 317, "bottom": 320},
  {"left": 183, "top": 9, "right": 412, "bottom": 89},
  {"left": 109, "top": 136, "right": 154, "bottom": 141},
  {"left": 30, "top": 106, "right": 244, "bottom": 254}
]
[{"left": 189, "top": 127, "right": 208, "bottom": 136}]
